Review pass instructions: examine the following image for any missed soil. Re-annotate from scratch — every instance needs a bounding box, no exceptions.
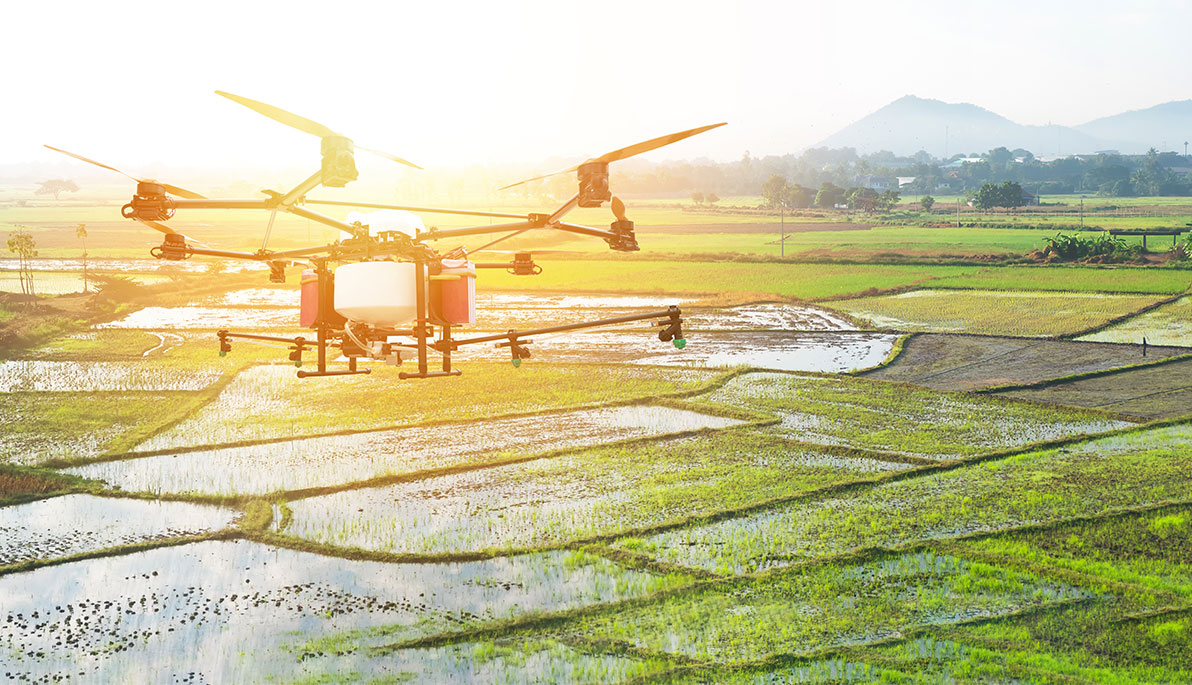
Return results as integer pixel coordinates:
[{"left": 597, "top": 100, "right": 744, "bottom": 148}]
[{"left": 864, "top": 332, "right": 1188, "bottom": 391}]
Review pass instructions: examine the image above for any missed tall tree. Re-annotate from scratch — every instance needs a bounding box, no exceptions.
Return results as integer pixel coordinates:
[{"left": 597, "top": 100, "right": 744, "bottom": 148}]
[
  {"left": 6, "top": 229, "right": 38, "bottom": 297},
  {"left": 35, "top": 179, "right": 79, "bottom": 200}
]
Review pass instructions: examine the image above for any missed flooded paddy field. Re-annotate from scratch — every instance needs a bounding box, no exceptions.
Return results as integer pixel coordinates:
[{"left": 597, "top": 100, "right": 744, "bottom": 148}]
[
  {"left": 0, "top": 495, "right": 236, "bottom": 566},
  {"left": 133, "top": 363, "right": 719, "bottom": 450},
  {"left": 997, "top": 356, "right": 1192, "bottom": 419},
  {"left": 627, "top": 423, "right": 1192, "bottom": 574},
  {"left": 0, "top": 360, "right": 223, "bottom": 392},
  {"left": 0, "top": 539, "right": 680, "bottom": 681},
  {"left": 703, "top": 372, "right": 1130, "bottom": 459},
  {"left": 279, "top": 430, "right": 908, "bottom": 555},
  {"left": 478, "top": 551, "right": 1088, "bottom": 666},
  {"left": 1079, "top": 295, "right": 1192, "bottom": 347},
  {"left": 447, "top": 330, "right": 897, "bottom": 372},
  {"left": 66, "top": 405, "right": 744, "bottom": 496},
  {"left": 864, "top": 333, "right": 1187, "bottom": 391}
]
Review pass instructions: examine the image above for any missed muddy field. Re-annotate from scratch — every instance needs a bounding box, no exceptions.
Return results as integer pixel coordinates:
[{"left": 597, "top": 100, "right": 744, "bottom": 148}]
[{"left": 864, "top": 332, "right": 1188, "bottom": 391}]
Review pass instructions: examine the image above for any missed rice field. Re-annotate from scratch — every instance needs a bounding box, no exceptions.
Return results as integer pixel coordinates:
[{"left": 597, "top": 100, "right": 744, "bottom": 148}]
[
  {"left": 627, "top": 423, "right": 1192, "bottom": 574},
  {"left": 67, "top": 405, "right": 744, "bottom": 496},
  {"left": 0, "top": 539, "right": 683, "bottom": 681},
  {"left": 1079, "top": 295, "right": 1192, "bottom": 347},
  {"left": 831, "top": 289, "right": 1168, "bottom": 337},
  {"left": 279, "top": 430, "right": 910, "bottom": 555},
  {"left": 6, "top": 238, "right": 1192, "bottom": 679},
  {"left": 704, "top": 372, "right": 1130, "bottom": 459}
]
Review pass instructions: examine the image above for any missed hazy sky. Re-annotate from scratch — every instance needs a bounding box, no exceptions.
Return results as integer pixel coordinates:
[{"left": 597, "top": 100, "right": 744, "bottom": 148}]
[{"left": 5, "top": 0, "right": 1191, "bottom": 175}]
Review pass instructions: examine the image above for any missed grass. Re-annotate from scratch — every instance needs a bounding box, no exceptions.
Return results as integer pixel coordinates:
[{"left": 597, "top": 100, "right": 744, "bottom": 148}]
[
  {"left": 930, "top": 266, "right": 1192, "bottom": 294},
  {"left": 832, "top": 289, "right": 1168, "bottom": 337}
]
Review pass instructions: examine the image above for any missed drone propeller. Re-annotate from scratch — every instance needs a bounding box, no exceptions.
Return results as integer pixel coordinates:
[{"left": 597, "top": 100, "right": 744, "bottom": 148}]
[
  {"left": 136, "top": 218, "right": 211, "bottom": 249},
  {"left": 215, "top": 90, "right": 422, "bottom": 170},
  {"left": 43, "top": 145, "right": 207, "bottom": 199},
  {"left": 498, "top": 122, "right": 726, "bottom": 191}
]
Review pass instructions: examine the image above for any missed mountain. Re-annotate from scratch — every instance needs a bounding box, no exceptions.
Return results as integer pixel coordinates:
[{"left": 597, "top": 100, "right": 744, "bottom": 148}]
[
  {"left": 814, "top": 95, "right": 1111, "bottom": 157},
  {"left": 1076, "top": 100, "right": 1192, "bottom": 153}
]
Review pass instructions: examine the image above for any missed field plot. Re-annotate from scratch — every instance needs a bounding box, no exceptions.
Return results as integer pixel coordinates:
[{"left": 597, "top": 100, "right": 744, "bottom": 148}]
[
  {"left": 956, "top": 505, "right": 1192, "bottom": 604},
  {"left": 370, "top": 639, "right": 674, "bottom": 684},
  {"left": 865, "top": 333, "right": 1184, "bottom": 391},
  {"left": 999, "top": 357, "right": 1192, "bottom": 419},
  {"left": 98, "top": 305, "right": 300, "bottom": 329},
  {"left": 928, "top": 266, "right": 1192, "bottom": 294},
  {"left": 477, "top": 261, "right": 981, "bottom": 299},
  {"left": 0, "top": 391, "right": 215, "bottom": 465},
  {"left": 629, "top": 423, "right": 1192, "bottom": 574},
  {"left": 68, "top": 405, "right": 743, "bottom": 496},
  {"left": 0, "top": 360, "right": 223, "bottom": 391},
  {"left": 1080, "top": 295, "right": 1192, "bottom": 347},
  {"left": 0, "top": 539, "right": 682, "bottom": 681},
  {"left": 817, "top": 607, "right": 1192, "bottom": 685},
  {"left": 281, "top": 430, "right": 909, "bottom": 555},
  {"left": 831, "top": 289, "right": 1166, "bottom": 337},
  {"left": 0, "top": 270, "right": 171, "bottom": 295},
  {"left": 134, "top": 363, "right": 718, "bottom": 450},
  {"left": 704, "top": 372, "right": 1127, "bottom": 459},
  {"left": 492, "top": 552, "right": 1087, "bottom": 666},
  {"left": 0, "top": 494, "right": 235, "bottom": 566}
]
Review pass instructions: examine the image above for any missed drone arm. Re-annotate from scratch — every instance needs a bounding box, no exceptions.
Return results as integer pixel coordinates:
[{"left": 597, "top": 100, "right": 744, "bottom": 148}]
[
  {"left": 303, "top": 198, "right": 527, "bottom": 221},
  {"left": 419, "top": 220, "right": 540, "bottom": 241},
  {"left": 553, "top": 222, "right": 618, "bottom": 241},
  {"left": 279, "top": 170, "right": 326, "bottom": 207},
  {"left": 442, "top": 306, "right": 682, "bottom": 348}
]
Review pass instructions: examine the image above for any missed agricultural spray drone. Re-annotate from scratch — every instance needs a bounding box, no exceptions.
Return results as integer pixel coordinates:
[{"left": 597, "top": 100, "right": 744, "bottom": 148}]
[{"left": 46, "top": 91, "right": 725, "bottom": 379}]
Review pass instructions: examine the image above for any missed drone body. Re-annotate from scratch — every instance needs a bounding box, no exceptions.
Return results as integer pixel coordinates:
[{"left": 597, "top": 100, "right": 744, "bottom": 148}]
[{"left": 48, "top": 92, "right": 724, "bottom": 379}]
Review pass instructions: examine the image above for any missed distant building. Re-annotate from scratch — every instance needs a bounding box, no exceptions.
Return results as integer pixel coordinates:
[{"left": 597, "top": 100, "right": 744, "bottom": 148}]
[
  {"left": 1021, "top": 189, "right": 1039, "bottom": 205},
  {"left": 941, "top": 157, "right": 984, "bottom": 169},
  {"left": 897, "top": 176, "right": 917, "bottom": 188},
  {"left": 852, "top": 174, "right": 892, "bottom": 190}
]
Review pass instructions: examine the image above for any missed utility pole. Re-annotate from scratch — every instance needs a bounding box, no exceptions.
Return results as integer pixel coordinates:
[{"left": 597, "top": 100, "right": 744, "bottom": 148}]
[
  {"left": 780, "top": 202, "right": 786, "bottom": 258},
  {"left": 1080, "top": 196, "right": 1085, "bottom": 229},
  {"left": 956, "top": 194, "right": 962, "bottom": 228}
]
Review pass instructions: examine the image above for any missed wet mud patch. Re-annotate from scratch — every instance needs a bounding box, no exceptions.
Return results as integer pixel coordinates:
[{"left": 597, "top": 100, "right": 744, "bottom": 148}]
[
  {"left": 0, "top": 494, "right": 236, "bottom": 566},
  {"left": 997, "top": 357, "right": 1192, "bottom": 420},
  {"left": 0, "top": 540, "right": 680, "bottom": 681},
  {"left": 67, "top": 406, "right": 744, "bottom": 496},
  {"left": 865, "top": 333, "right": 1184, "bottom": 391},
  {"left": 281, "top": 431, "right": 905, "bottom": 555},
  {"left": 629, "top": 423, "right": 1192, "bottom": 574}
]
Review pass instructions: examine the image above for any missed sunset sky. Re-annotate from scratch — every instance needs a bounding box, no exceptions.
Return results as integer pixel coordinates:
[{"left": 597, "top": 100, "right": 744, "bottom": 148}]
[{"left": 5, "top": 0, "right": 1191, "bottom": 173}]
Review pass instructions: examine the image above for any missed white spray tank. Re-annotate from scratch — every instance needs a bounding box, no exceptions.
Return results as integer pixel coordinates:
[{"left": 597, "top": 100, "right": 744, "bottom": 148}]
[{"left": 332, "top": 210, "right": 426, "bottom": 327}]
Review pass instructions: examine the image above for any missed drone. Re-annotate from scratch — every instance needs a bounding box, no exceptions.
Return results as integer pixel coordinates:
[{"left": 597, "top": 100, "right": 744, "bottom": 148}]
[{"left": 47, "top": 91, "right": 725, "bottom": 380}]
